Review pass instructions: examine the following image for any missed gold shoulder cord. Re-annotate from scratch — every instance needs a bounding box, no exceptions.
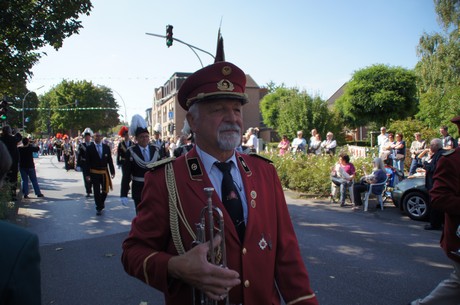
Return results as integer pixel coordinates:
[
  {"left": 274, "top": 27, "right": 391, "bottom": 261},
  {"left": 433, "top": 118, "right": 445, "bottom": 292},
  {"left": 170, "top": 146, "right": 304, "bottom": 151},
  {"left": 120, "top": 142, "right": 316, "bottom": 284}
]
[
  {"left": 129, "top": 147, "right": 159, "bottom": 169},
  {"left": 166, "top": 163, "right": 196, "bottom": 255}
]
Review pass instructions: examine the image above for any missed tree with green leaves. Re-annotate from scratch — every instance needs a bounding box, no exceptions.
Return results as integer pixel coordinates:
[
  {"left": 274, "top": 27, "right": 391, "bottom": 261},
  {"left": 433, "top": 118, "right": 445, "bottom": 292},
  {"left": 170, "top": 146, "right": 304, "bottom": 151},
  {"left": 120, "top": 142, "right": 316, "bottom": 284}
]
[
  {"left": 415, "top": 0, "right": 460, "bottom": 131},
  {"left": 260, "top": 86, "right": 343, "bottom": 143},
  {"left": 334, "top": 64, "right": 418, "bottom": 128},
  {"left": 37, "top": 80, "right": 120, "bottom": 136},
  {"left": 260, "top": 86, "right": 289, "bottom": 129},
  {"left": 0, "top": 0, "right": 92, "bottom": 97}
]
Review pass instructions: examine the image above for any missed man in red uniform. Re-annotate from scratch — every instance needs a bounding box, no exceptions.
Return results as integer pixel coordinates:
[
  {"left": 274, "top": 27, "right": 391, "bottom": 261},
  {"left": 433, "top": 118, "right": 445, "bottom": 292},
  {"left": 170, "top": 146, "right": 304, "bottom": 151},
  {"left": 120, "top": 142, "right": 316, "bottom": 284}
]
[
  {"left": 409, "top": 115, "right": 460, "bottom": 305},
  {"left": 122, "top": 60, "right": 318, "bottom": 305}
]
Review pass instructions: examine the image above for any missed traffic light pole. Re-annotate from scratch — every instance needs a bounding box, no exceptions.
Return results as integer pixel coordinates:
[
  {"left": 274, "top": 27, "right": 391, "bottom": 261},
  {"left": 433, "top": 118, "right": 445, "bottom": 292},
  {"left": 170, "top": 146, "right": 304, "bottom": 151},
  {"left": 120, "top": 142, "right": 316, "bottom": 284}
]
[
  {"left": 22, "top": 86, "right": 44, "bottom": 131},
  {"left": 145, "top": 32, "right": 215, "bottom": 68}
]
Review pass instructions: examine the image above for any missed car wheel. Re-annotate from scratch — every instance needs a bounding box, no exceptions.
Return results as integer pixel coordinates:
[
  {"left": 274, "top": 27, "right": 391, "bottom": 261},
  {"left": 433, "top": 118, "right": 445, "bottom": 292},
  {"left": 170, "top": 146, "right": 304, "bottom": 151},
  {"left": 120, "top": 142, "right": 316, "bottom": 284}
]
[{"left": 403, "top": 191, "right": 429, "bottom": 221}]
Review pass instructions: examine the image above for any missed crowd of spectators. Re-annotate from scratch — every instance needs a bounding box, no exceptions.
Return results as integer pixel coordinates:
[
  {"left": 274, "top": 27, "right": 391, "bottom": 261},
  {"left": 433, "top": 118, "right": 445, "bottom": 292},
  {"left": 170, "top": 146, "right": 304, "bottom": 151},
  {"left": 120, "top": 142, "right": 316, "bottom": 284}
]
[{"left": 277, "top": 129, "right": 337, "bottom": 156}]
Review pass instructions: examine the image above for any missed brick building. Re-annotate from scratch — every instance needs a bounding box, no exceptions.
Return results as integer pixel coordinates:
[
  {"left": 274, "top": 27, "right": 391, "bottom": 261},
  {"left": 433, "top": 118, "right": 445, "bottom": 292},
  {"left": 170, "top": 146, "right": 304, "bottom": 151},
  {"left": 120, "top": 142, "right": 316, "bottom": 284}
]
[{"left": 149, "top": 71, "right": 265, "bottom": 142}]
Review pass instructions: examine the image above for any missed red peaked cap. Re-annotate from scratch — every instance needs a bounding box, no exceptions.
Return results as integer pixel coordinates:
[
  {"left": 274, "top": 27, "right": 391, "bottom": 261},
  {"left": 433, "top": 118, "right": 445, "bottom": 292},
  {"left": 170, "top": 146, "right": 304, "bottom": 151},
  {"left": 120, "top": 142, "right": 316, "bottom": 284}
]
[
  {"left": 118, "top": 126, "right": 129, "bottom": 136},
  {"left": 178, "top": 61, "right": 248, "bottom": 111}
]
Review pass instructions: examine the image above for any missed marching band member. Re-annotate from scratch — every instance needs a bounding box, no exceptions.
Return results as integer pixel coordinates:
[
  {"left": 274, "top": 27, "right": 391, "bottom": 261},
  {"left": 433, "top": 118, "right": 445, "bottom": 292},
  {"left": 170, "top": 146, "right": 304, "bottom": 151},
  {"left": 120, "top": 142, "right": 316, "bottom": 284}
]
[
  {"left": 84, "top": 131, "right": 115, "bottom": 216},
  {"left": 120, "top": 115, "right": 161, "bottom": 212},
  {"left": 122, "top": 58, "right": 318, "bottom": 305},
  {"left": 62, "top": 135, "right": 74, "bottom": 171},
  {"left": 117, "top": 126, "right": 133, "bottom": 170},
  {"left": 77, "top": 128, "right": 94, "bottom": 197}
]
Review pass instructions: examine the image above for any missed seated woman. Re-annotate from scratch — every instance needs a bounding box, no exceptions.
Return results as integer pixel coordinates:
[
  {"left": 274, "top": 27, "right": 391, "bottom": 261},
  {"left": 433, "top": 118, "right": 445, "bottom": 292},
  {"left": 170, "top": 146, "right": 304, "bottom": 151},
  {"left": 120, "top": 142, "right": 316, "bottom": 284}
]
[
  {"left": 352, "top": 157, "right": 387, "bottom": 210},
  {"left": 330, "top": 153, "right": 356, "bottom": 206}
]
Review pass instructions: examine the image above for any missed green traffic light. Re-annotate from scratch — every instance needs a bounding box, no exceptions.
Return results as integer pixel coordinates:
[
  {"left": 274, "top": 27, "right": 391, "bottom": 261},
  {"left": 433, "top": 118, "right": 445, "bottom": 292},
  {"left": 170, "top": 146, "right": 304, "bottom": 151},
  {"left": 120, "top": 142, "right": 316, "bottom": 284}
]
[
  {"left": 0, "top": 114, "right": 6, "bottom": 121},
  {"left": 166, "top": 24, "right": 173, "bottom": 47}
]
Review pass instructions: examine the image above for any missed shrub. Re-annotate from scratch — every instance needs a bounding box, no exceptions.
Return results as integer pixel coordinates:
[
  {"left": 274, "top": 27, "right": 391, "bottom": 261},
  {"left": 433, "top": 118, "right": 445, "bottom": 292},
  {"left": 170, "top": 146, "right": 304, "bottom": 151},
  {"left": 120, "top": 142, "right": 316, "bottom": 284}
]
[
  {"left": 0, "top": 181, "right": 17, "bottom": 220},
  {"left": 264, "top": 149, "right": 373, "bottom": 196}
]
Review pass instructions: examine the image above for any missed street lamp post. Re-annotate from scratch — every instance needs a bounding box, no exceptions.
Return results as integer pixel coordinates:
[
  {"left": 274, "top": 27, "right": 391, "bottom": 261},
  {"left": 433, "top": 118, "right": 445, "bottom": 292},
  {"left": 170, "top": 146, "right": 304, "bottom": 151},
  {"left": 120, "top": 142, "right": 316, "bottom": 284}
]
[
  {"left": 111, "top": 89, "right": 128, "bottom": 124},
  {"left": 22, "top": 85, "right": 44, "bottom": 131}
]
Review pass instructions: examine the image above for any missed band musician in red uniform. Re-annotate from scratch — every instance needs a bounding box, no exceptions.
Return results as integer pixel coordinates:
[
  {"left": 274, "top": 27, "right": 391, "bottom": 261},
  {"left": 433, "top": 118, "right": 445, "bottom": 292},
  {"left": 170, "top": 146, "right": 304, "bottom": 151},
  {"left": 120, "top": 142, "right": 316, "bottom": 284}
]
[
  {"left": 410, "top": 115, "right": 460, "bottom": 305},
  {"left": 122, "top": 43, "right": 318, "bottom": 305}
]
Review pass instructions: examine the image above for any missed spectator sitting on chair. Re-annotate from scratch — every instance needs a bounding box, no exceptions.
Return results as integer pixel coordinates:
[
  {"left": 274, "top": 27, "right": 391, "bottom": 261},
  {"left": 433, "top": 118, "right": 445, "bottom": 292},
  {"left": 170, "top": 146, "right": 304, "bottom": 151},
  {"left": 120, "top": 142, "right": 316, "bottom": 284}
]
[
  {"left": 352, "top": 157, "right": 387, "bottom": 210},
  {"left": 330, "top": 153, "right": 356, "bottom": 207}
]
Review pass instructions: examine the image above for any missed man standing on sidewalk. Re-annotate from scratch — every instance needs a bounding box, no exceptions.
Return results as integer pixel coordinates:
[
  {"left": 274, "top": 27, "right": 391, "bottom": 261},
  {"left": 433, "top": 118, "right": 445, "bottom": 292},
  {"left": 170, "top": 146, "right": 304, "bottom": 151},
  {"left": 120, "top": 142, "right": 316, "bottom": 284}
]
[{"left": 85, "top": 131, "right": 115, "bottom": 216}]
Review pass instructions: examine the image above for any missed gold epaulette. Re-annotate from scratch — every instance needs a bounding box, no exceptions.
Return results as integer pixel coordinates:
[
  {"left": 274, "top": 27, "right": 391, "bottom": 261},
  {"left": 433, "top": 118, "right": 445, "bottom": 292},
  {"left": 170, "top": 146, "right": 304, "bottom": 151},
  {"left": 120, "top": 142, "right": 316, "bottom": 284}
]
[
  {"left": 442, "top": 149, "right": 456, "bottom": 157},
  {"left": 247, "top": 152, "right": 273, "bottom": 163},
  {"left": 147, "top": 157, "right": 176, "bottom": 170}
]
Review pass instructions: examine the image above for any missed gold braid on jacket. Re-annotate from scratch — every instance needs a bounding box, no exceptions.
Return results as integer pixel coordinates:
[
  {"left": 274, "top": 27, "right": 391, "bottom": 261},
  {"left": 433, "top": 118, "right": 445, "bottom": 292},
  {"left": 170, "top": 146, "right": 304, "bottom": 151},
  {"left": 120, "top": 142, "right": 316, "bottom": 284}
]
[{"left": 165, "top": 162, "right": 196, "bottom": 255}]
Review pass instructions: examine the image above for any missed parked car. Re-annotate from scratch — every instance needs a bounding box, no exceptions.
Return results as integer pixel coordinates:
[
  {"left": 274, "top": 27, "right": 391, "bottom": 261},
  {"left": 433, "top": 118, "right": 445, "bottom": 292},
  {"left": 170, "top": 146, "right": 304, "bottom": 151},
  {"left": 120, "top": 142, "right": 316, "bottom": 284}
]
[{"left": 391, "top": 176, "right": 429, "bottom": 221}]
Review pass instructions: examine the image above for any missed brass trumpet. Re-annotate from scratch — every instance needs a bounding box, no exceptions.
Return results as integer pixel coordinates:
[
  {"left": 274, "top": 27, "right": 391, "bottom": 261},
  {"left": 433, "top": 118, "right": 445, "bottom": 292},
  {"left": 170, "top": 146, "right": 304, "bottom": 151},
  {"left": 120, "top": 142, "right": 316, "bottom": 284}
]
[{"left": 192, "top": 187, "right": 229, "bottom": 305}]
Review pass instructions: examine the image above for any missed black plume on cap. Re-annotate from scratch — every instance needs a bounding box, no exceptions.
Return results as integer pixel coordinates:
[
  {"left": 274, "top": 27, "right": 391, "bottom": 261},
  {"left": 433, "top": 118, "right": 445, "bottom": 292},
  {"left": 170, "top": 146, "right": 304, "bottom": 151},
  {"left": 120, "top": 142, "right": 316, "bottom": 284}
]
[{"left": 214, "top": 28, "right": 225, "bottom": 63}]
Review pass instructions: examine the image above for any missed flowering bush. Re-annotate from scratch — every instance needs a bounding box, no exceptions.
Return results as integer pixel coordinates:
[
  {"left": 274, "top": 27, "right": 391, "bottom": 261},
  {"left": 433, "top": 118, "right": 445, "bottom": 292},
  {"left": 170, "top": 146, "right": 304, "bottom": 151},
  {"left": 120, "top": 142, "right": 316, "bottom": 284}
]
[{"left": 264, "top": 150, "right": 373, "bottom": 196}]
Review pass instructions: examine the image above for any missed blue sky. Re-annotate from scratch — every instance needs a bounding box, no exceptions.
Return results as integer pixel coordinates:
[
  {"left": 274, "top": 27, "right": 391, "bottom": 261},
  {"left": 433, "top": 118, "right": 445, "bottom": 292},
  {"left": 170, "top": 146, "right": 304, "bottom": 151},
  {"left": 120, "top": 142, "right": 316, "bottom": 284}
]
[{"left": 28, "top": 0, "right": 443, "bottom": 123}]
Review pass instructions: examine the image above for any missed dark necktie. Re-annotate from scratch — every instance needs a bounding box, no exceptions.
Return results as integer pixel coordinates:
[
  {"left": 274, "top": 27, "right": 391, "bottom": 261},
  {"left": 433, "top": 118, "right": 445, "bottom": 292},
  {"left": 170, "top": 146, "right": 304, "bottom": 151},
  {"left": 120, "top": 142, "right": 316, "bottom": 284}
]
[{"left": 215, "top": 161, "right": 245, "bottom": 242}]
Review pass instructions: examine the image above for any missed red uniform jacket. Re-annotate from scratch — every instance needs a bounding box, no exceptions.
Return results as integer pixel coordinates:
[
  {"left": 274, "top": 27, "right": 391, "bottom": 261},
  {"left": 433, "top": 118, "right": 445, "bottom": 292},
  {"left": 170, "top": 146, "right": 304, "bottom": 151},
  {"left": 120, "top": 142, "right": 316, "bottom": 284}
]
[
  {"left": 122, "top": 147, "right": 318, "bottom": 305},
  {"left": 430, "top": 148, "right": 460, "bottom": 263}
]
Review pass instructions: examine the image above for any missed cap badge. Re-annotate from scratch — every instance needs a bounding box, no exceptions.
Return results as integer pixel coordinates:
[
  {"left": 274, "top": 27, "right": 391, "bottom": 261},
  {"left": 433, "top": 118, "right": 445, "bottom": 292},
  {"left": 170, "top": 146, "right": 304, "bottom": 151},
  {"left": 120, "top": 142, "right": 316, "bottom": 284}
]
[
  {"left": 221, "top": 65, "right": 232, "bottom": 76},
  {"left": 217, "top": 79, "right": 234, "bottom": 91}
]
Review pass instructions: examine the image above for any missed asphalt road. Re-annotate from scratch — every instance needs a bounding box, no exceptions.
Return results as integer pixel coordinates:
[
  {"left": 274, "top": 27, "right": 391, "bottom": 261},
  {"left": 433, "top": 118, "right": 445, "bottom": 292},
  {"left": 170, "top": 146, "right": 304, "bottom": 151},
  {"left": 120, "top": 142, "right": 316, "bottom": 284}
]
[{"left": 14, "top": 154, "right": 451, "bottom": 305}]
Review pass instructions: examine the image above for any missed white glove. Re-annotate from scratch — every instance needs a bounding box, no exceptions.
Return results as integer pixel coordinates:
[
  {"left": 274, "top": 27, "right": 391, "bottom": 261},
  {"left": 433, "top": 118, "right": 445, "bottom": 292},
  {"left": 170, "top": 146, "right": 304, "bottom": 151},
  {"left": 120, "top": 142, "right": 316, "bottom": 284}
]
[{"left": 121, "top": 197, "right": 129, "bottom": 206}]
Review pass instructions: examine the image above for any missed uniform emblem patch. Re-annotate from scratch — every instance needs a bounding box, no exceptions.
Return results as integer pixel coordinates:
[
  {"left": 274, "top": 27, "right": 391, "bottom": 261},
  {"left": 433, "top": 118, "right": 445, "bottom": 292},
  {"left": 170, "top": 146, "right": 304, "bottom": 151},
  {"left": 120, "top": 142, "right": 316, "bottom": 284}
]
[
  {"left": 187, "top": 157, "right": 203, "bottom": 180},
  {"left": 259, "top": 236, "right": 268, "bottom": 250}
]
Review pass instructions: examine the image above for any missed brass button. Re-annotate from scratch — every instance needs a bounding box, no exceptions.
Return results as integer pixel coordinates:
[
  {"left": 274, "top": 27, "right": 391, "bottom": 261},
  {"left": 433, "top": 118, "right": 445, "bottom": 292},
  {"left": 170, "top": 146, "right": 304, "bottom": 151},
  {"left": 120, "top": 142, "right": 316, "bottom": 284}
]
[
  {"left": 242, "top": 248, "right": 247, "bottom": 255},
  {"left": 244, "top": 280, "right": 250, "bottom": 288}
]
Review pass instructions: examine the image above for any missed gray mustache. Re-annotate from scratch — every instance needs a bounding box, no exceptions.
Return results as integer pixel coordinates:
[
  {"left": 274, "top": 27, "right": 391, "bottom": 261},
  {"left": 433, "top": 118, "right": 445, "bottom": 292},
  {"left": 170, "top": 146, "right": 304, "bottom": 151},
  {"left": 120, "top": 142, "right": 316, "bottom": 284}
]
[{"left": 218, "top": 124, "right": 241, "bottom": 134}]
